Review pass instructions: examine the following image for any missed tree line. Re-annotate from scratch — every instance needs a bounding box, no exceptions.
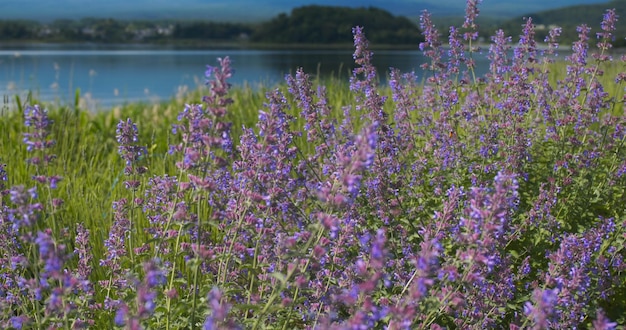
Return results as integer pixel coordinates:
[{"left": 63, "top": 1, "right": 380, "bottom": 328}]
[
  {"left": 0, "top": 5, "right": 423, "bottom": 46},
  {"left": 251, "top": 6, "right": 422, "bottom": 45}
]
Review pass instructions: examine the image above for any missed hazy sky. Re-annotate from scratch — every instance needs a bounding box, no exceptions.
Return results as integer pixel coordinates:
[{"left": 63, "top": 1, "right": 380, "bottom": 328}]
[{"left": 0, "top": 0, "right": 610, "bottom": 21}]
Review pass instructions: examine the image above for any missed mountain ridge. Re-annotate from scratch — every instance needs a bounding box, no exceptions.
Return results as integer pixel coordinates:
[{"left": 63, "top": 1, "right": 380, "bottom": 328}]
[{"left": 498, "top": 0, "right": 626, "bottom": 46}]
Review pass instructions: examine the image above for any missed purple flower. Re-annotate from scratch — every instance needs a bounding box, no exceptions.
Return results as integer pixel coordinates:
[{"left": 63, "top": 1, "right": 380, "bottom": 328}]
[
  {"left": 524, "top": 288, "right": 559, "bottom": 329},
  {"left": 592, "top": 309, "right": 617, "bottom": 330},
  {"left": 138, "top": 288, "right": 157, "bottom": 317},
  {"left": 447, "top": 26, "right": 465, "bottom": 74},
  {"left": 116, "top": 118, "right": 147, "bottom": 173},
  {"left": 74, "top": 224, "right": 92, "bottom": 279},
  {"left": 463, "top": 0, "right": 482, "bottom": 30},
  {"left": 10, "top": 316, "right": 27, "bottom": 329},
  {"left": 144, "top": 259, "right": 166, "bottom": 288},
  {"left": 203, "top": 56, "right": 234, "bottom": 118},
  {"left": 419, "top": 10, "right": 441, "bottom": 52},
  {"left": 350, "top": 26, "right": 388, "bottom": 125},
  {"left": 7, "top": 185, "right": 42, "bottom": 231},
  {"left": 205, "top": 65, "right": 215, "bottom": 79},
  {"left": 99, "top": 198, "right": 130, "bottom": 288},
  {"left": 203, "top": 287, "right": 239, "bottom": 329},
  {"left": 23, "top": 104, "right": 54, "bottom": 153},
  {"left": 35, "top": 230, "right": 65, "bottom": 278},
  {"left": 597, "top": 8, "right": 618, "bottom": 45},
  {"left": 114, "top": 304, "right": 128, "bottom": 326},
  {"left": 488, "top": 29, "right": 512, "bottom": 80},
  {"left": 0, "top": 163, "right": 7, "bottom": 191}
]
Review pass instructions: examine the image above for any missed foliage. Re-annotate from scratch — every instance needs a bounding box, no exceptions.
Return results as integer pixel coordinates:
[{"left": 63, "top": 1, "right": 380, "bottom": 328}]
[
  {"left": 172, "top": 22, "right": 253, "bottom": 41},
  {"left": 1, "top": 2, "right": 626, "bottom": 329},
  {"left": 0, "top": 5, "right": 421, "bottom": 46},
  {"left": 251, "top": 5, "right": 423, "bottom": 45},
  {"left": 0, "top": 20, "right": 38, "bottom": 39}
]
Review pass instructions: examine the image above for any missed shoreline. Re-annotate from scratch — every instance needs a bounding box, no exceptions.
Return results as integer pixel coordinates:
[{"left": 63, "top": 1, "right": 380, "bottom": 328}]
[
  {"left": 0, "top": 40, "right": 422, "bottom": 51},
  {"left": 2, "top": 40, "right": 624, "bottom": 53}
]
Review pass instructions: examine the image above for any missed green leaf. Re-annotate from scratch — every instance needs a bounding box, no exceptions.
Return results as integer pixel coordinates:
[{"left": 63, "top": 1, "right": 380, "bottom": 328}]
[{"left": 270, "top": 272, "right": 287, "bottom": 286}]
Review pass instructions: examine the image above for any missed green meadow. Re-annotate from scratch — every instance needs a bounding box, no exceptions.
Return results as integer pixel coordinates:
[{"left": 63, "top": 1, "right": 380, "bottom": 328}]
[{"left": 1, "top": 17, "right": 625, "bottom": 327}]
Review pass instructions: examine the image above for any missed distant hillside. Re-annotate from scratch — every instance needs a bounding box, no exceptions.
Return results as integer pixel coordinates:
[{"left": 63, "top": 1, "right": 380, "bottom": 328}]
[
  {"left": 416, "top": 0, "right": 609, "bottom": 18},
  {"left": 499, "top": 0, "right": 626, "bottom": 47},
  {"left": 0, "top": 5, "right": 423, "bottom": 47},
  {"left": 252, "top": 6, "right": 424, "bottom": 45}
]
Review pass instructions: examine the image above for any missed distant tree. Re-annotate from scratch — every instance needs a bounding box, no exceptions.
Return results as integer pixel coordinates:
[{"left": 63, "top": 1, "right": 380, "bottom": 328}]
[
  {"left": 51, "top": 19, "right": 82, "bottom": 41},
  {"left": 172, "top": 22, "right": 253, "bottom": 41},
  {"left": 92, "top": 18, "right": 128, "bottom": 42},
  {"left": 0, "top": 20, "right": 37, "bottom": 39}
]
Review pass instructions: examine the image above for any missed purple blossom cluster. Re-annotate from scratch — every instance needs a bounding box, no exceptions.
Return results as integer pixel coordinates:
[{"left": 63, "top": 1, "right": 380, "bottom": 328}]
[
  {"left": 116, "top": 118, "right": 148, "bottom": 178},
  {"left": 2, "top": 2, "right": 626, "bottom": 329},
  {"left": 22, "top": 104, "right": 63, "bottom": 200},
  {"left": 23, "top": 105, "right": 54, "bottom": 156}
]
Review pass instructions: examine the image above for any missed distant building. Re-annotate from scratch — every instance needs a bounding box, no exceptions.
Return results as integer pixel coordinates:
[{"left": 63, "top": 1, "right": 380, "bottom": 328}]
[
  {"left": 81, "top": 27, "right": 97, "bottom": 37},
  {"left": 156, "top": 25, "right": 173, "bottom": 36}
]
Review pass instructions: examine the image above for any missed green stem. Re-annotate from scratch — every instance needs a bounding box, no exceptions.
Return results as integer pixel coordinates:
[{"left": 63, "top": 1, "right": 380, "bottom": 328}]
[
  {"left": 129, "top": 185, "right": 136, "bottom": 264},
  {"left": 252, "top": 225, "right": 325, "bottom": 330},
  {"left": 165, "top": 224, "right": 185, "bottom": 330},
  {"left": 190, "top": 261, "right": 201, "bottom": 329},
  {"left": 244, "top": 237, "right": 261, "bottom": 320},
  {"left": 218, "top": 198, "right": 249, "bottom": 286}
]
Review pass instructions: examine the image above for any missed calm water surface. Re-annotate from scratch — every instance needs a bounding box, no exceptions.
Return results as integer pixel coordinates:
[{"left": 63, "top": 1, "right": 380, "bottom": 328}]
[{"left": 0, "top": 43, "right": 493, "bottom": 108}]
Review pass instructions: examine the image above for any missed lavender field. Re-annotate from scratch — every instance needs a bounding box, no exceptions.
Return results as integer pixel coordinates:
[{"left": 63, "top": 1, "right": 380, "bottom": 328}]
[{"left": 1, "top": 1, "right": 625, "bottom": 329}]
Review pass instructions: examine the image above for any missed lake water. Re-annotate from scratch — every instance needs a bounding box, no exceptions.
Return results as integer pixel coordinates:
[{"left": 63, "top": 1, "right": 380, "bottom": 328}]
[{"left": 0, "top": 44, "right": 494, "bottom": 108}]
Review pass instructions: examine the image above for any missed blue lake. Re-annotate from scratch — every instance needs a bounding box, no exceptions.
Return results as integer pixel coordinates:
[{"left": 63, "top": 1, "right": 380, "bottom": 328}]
[{"left": 0, "top": 43, "right": 496, "bottom": 108}]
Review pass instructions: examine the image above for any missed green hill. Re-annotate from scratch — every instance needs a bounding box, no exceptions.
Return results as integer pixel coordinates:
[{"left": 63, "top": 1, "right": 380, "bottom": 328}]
[
  {"left": 251, "top": 5, "right": 423, "bottom": 46},
  {"left": 499, "top": 0, "right": 626, "bottom": 47}
]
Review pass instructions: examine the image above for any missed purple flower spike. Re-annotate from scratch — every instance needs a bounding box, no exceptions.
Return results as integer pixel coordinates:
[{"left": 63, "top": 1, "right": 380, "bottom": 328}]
[
  {"left": 114, "top": 303, "right": 128, "bottom": 327},
  {"left": 143, "top": 259, "right": 166, "bottom": 288},
  {"left": 0, "top": 163, "right": 7, "bottom": 192},
  {"left": 116, "top": 118, "right": 147, "bottom": 177},
  {"left": 597, "top": 9, "right": 618, "bottom": 52},
  {"left": 74, "top": 224, "right": 92, "bottom": 280},
  {"left": 7, "top": 185, "right": 42, "bottom": 231},
  {"left": 203, "top": 56, "right": 234, "bottom": 118},
  {"left": 203, "top": 287, "right": 239, "bottom": 329},
  {"left": 524, "top": 288, "right": 559, "bottom": 329},
  {"left": 463, "top": 0, "right": 481, "bottom": 30},
  {"left": 593, "top": 309, "right": 617, "bottom": 330},
  {"left": 23, "top": 104, "right": 60, "bottom": 183},
  {"left": 23, "top": 105, "right": 54, "bottom": 153}
]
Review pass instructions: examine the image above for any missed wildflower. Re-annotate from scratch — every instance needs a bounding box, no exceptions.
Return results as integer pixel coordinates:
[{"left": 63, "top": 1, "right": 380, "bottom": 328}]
[
  {"left": 36, "top": 230, "right": 64, "bottom": 277},
  {"left": 203, "top": 287, "right": 239, "bottom": 329},
  {"left": 10, "top": 316, "right": 28, "bottom": 329},
  {"left": 23, "top": 104, "right": 54, "bottom": 154},
  {"left": 7, "top": 185, "right": 42, "bottom": 231},
  {"left": 114, "top": 303, "right": 128, "bottom": 326},
  {"left": 144, "top": 259, "right": 166, "bottom": 287},
  {"left": 597, "top": 8, "right": 618, "bottom": 50},
  {"left": 524, "top": 288, "right": 559, "bottom": 329},
  {"left": 463, "top": 0, "right": 481, "bottom": 31},
  {"left": 593, "top": 309, "right": 617, "bottom": 330},
  {"left": 203, "top": 56, "right": 234, "bottom": 113},
  {"left": 74, "top": 224, "right": 92, "bottom": 280},
  {"left": 116, "top": 118, "right": 147, "bottom": 174},
  {"left": 0, "top": 163, "right": 7, "bottom": 192}
]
